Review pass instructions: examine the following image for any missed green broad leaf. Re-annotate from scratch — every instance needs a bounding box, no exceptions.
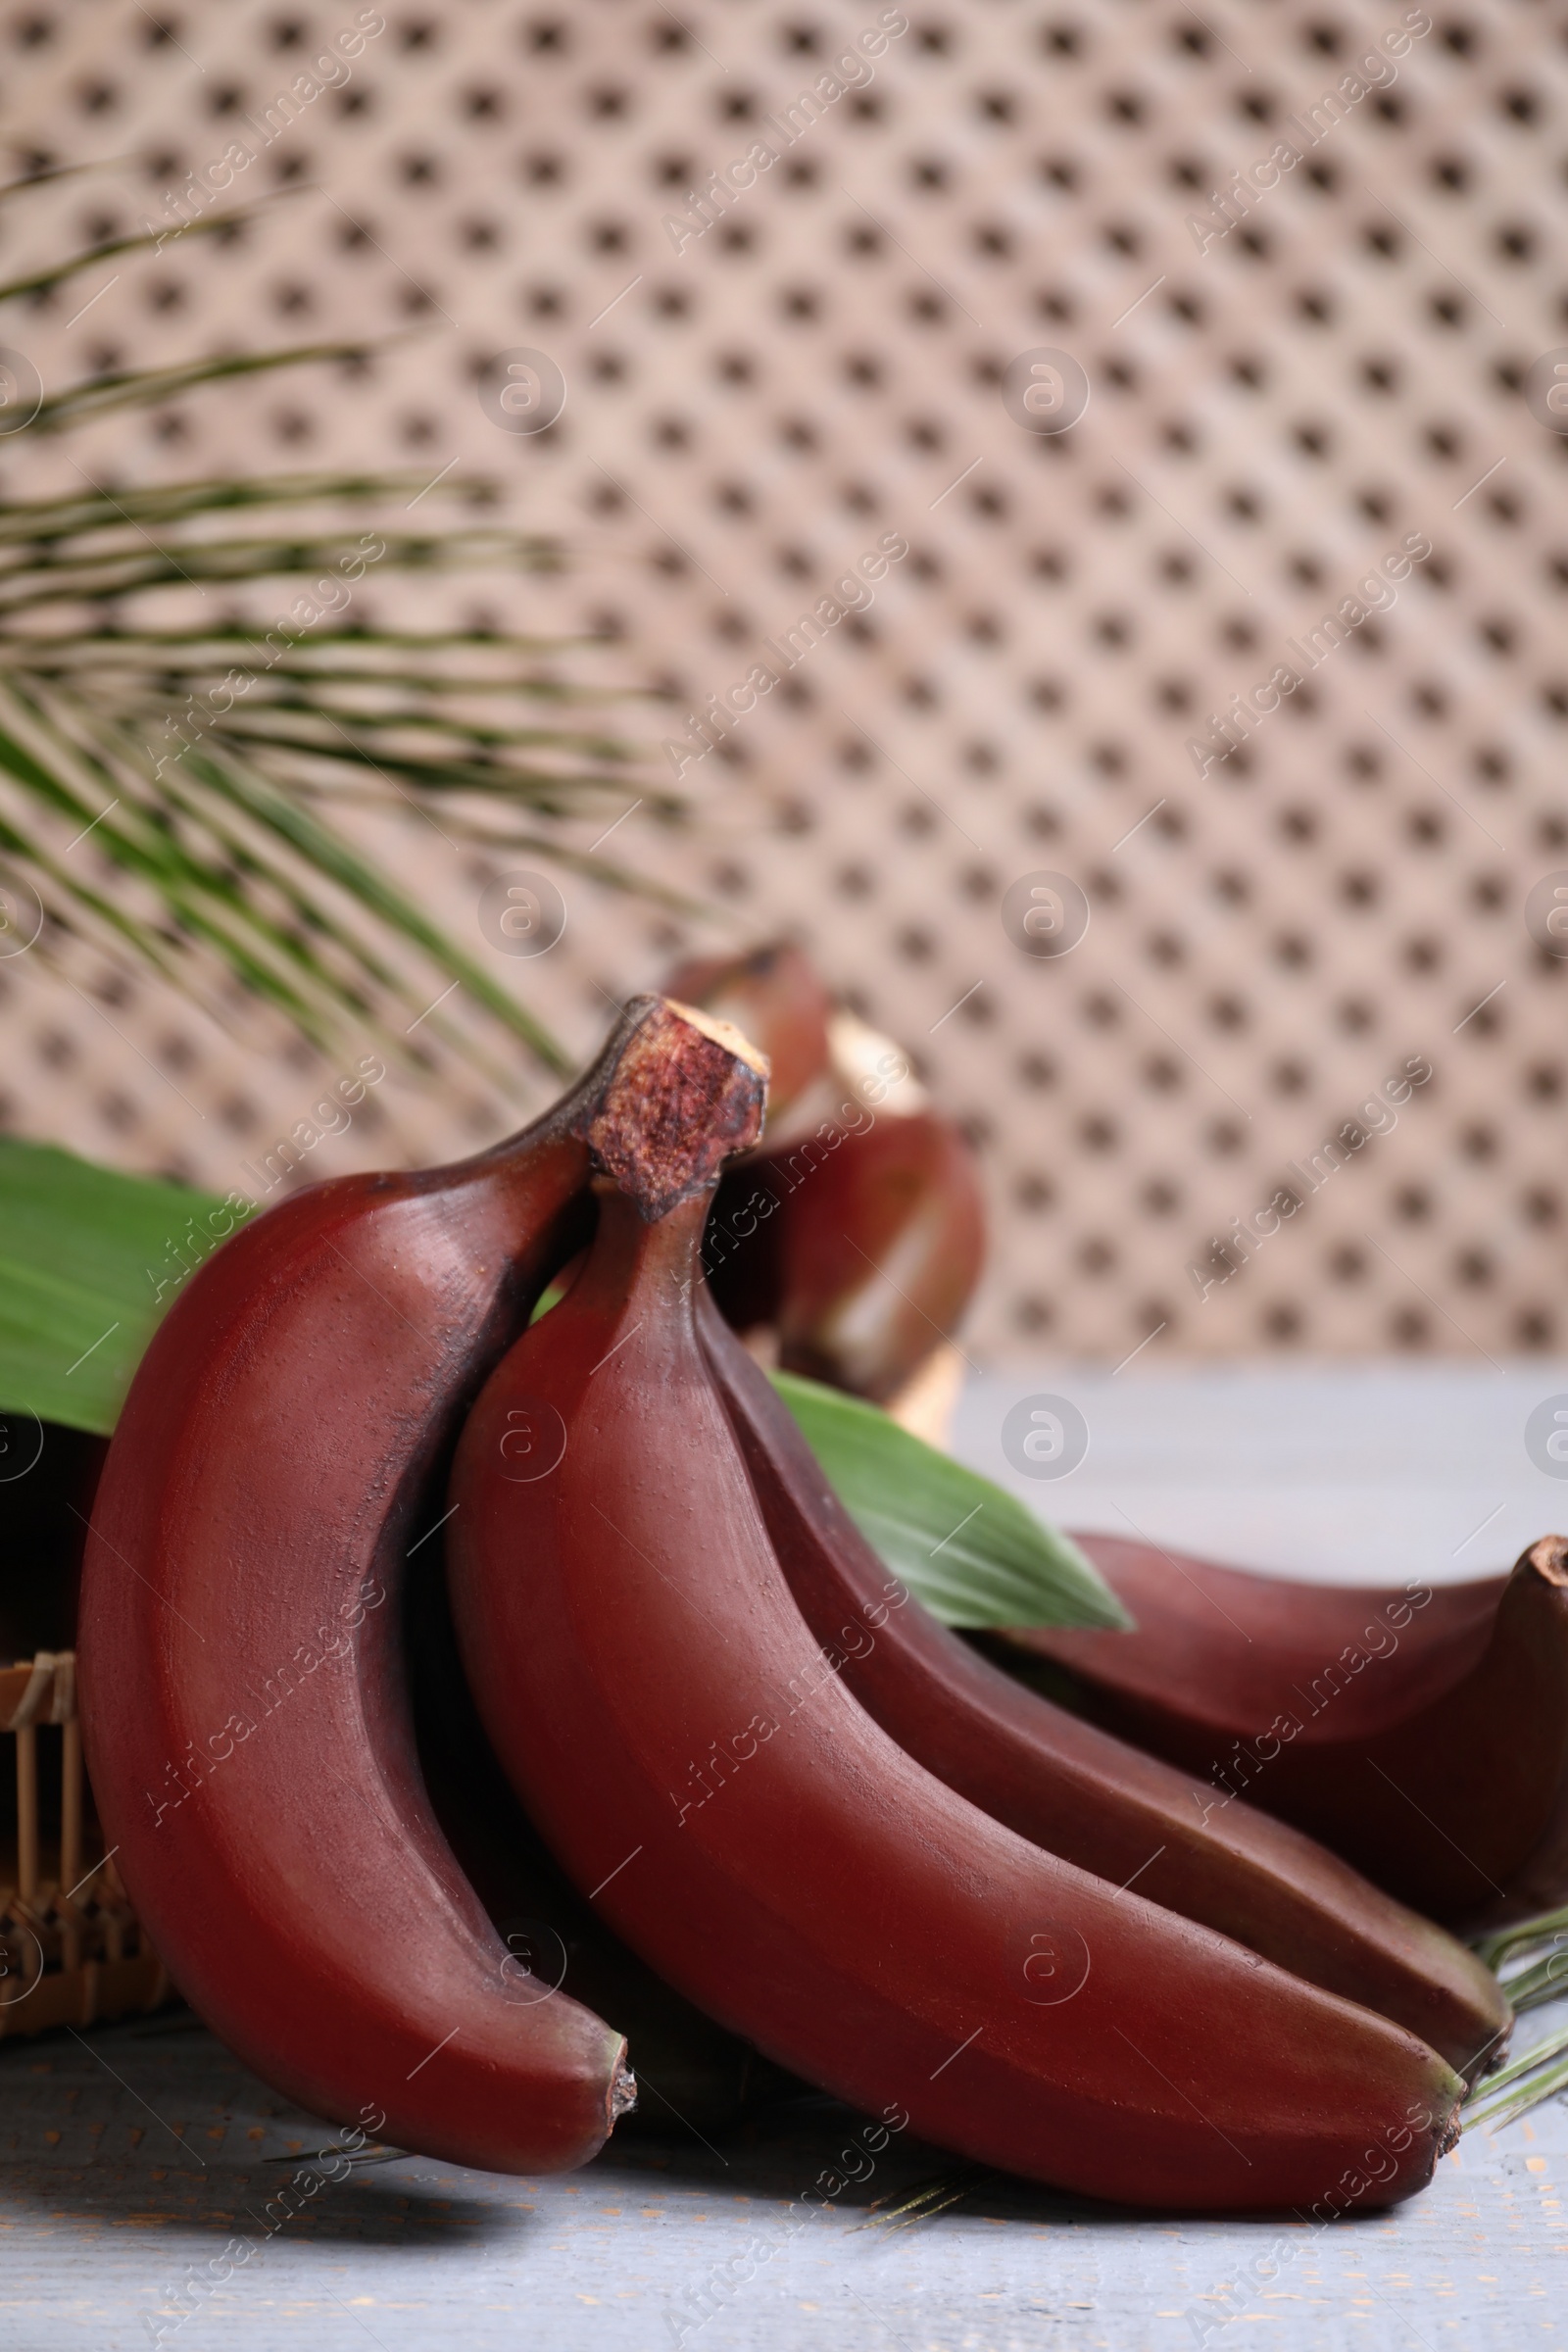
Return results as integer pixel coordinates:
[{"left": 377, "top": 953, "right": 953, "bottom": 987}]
[
  {"left": 0, "top": 1135, "right": 1131, "bottom": 1653},
  {"left": 768, "top": 1369, "right": 1131, "bottom": 1633},
  {"left": 0, "top": 1138, "right": 234, "bottom": 1435}
]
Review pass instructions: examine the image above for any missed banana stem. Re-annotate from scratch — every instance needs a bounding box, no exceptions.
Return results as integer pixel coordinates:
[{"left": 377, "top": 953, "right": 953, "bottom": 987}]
[{"left": 571, "top": 998, "right": 767, "bottom": 1219}]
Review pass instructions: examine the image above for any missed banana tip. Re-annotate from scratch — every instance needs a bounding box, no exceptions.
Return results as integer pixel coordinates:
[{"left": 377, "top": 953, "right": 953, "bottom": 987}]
[
  {"left": 1523, "top": 1535, "right": 1568, "bottom": 1589},
  {"left": 610, "top": 2054, "right": 638, "bottom": 2125},
  {"left": 576, "top": 997, "right": 769, "bottom": 1219}
]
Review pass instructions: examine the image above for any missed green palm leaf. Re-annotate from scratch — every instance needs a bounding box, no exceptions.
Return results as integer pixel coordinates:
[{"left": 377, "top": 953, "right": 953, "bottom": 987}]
[
  {"left": 0, "top": 169, "right": 678, "bottom": 1085},
  {"left": 0, "top": 1139, "right": 1120, "bottom": 1644}
]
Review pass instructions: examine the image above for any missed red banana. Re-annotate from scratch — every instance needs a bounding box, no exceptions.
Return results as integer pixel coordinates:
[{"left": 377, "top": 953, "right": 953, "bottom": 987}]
[
  {"left": 449, "top": 1014, "right": 1463, "bottom": 2212},
  {"left": 1046, "top": 1537, "right": 1506, "bottom": 1733},
  {"left": 78, "top": 1000, "right": 714, "bottom": 2173},
  {"left": 407, "top": 1541, "right": 765, "bottom": 2133},
  {"left": 1006, "top": 1533, "right": 1568, "bottom": 1927},
  {"left": 709, "top": 1106, "right": 986, "bottom": 1402},
  {"left": 666, "top": 948, "right": 988, "bottom": 1400},
  {"left": 695, "top": 1298, "right": 1508, "bottom": 2080}
]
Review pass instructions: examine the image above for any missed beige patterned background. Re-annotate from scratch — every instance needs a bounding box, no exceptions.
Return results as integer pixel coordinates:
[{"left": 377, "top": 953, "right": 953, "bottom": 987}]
[{"left": 1, "top": 0, "right": 1564, "bottom": 1364}]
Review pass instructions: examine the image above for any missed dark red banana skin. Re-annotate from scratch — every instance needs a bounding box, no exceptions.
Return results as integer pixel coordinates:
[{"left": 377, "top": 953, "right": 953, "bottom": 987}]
[
  {"left": 408, "top": 1542, "right": 762, "bottom": 2133},
  {"left": 77, "top": 1007, "right": 677, "bottom": 2174},
  {"left": 1008, "top": 1534, "right": 1568, "bottom": 1927},
  {"left": 450, "top": 1175, "right": 1461, "bottom": 2212},
  {"left": 1046, "top": 1538, "right": 1506, "bottom": 1740},
  {"left": 709, "top": 1109, "right": 985, "bottom": 1401},
  {"left": 695, "top": 1296, "right": 1508, "bottom": 2081}
]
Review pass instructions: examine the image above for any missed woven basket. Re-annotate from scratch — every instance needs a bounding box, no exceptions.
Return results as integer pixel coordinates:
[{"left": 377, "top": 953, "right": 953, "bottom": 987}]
[{"left": 1, "top": 1650, "right": 167, "bottom": 2038}]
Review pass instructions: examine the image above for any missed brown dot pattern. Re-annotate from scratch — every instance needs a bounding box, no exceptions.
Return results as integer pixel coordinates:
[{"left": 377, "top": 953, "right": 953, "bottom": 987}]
[{"left": 0, "top": 0, "right": 1563, "bottom": 1364}]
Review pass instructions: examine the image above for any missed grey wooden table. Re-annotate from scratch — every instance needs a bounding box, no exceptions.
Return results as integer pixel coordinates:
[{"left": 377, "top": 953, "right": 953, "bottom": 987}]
[{"left": 4, "top": 1365, "right": 1566, "bottom": 2351}]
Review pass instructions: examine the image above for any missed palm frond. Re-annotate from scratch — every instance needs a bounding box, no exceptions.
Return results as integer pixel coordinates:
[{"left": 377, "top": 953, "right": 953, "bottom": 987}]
[
  {"left": 0, "top": 187, "right": 307, "bottom": 307},
  {"left": 855, "top": 2167, "right": 989, "bottom": 2233},
  {"left": 0, "top": 173, "right": 683, "bottom": 1085},
  {"left": 0, "top": 472, "right": 440, "bottom": 540},
  {"left": 0, "top": 163, "right": 106, "bottom": 211},
  {"left": 25, "top": 343, "right": 378, "bottom": 437}
]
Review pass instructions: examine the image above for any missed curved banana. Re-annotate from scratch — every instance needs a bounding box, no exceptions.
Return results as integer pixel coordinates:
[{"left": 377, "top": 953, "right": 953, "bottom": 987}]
[
  {"left": 709, "top": 1107, "right": 985, "bottom": 1402},
  {"left": 449, "top": 1008, "right": 1464, "bottom": 2211},
  {"left": 696, "top": 1296, "right": 1508, "bottom": 2081},
  {"left": 408, "top": 1539, "right": 763, "bottom": 2132},
  {"left": 1023, "top": 1534, "right": 1505, "bottom": 1745},
  {"left": 79, "top": 1003, "right": 683, "bottom": 2172},
  {"left": 1009, "top": 1533, "right": 1568, "bottom": 1926}
]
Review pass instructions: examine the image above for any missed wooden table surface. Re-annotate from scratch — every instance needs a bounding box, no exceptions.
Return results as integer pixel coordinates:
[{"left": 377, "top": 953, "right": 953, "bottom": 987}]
[{"left": 3, "top": 1365, "right": 1564, "bottom": 2351}]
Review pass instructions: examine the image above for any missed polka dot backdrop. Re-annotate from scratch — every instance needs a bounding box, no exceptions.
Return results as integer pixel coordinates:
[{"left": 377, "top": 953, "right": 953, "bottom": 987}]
[{"left": 1, "top": 0, "right": 1565, "bottom": 1364}]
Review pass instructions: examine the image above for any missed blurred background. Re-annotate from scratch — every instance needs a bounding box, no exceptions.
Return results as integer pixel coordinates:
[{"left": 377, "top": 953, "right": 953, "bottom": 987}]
[{"left": 1, "top": 0, "right": 1563, "bottom": 1368}]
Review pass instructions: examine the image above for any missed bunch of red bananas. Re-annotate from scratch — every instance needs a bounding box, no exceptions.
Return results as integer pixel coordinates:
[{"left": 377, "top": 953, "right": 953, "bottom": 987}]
[{"left": 77, "top": 998, "right": 1565, "bottom": 2211}]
